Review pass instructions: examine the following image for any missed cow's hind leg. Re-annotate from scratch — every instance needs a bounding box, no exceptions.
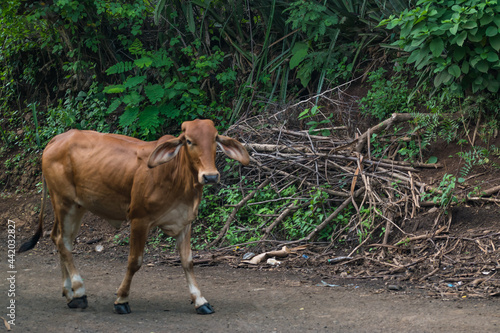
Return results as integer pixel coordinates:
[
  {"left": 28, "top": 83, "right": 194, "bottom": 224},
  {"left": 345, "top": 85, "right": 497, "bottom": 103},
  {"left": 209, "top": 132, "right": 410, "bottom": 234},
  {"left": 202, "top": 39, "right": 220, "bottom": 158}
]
[
  {"left": 114, "top": 220, "right": 149, "bottom": 314},
  {"left": 50, "top": 201, "right": 87, "bottom": 309},
  {"left": 176, "top": 225, "right": 214, "bottom": 314}
]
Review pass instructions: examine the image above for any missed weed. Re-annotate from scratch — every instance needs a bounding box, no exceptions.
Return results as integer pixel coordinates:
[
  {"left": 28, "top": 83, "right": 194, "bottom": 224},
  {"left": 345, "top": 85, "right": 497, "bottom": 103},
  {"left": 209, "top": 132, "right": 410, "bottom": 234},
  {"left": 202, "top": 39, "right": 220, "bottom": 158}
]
[
  {"left": 360, "top": 67, "right": 415, "bottom": 121},
  {"left": 457, "top": 146, "right": 491, "bottom": 178},
  {"left": 113, "top": 233, "right": 130, "bottom": 246},
  {"left": 421, "top": 174, "right": 460, "bottom": 209},
  {"left": 147, "top": 228, "right": 175, "bottom": 251},
  {"left": 298, "top": 105, "right": 334, "bottom": 136}
]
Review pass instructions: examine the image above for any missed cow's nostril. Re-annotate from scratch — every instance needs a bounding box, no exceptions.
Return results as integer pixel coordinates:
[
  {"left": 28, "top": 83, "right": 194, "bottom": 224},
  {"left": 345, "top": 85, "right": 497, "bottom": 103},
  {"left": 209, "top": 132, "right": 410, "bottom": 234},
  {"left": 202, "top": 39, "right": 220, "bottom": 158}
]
[{"left": 203, "top": 174, "right": 219, "bottom": 184}]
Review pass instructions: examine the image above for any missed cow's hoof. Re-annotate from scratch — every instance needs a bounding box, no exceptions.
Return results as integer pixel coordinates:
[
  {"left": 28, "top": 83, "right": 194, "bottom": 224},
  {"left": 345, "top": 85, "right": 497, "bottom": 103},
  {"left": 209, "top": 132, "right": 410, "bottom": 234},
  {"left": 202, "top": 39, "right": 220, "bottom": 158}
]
[
  {"left": 196, "top": 302, "right": 214, "bottom": 315},
  {"left": 67, "top": 295, "right": 88, "bottom": 309},
  {"left": 114, "top": 302, "right": 131, "bottom": 314}
]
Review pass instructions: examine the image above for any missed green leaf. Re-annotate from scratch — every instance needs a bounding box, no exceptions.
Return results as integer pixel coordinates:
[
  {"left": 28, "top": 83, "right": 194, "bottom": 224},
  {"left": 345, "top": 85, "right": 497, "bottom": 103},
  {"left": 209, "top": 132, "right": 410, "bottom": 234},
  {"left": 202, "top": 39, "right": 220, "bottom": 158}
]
[
  {"left": 144, "top": 84, "right": 165, "bottom": 104},
  {"left": 461, "top": 61, "right": 470, "bottom": 74},
  {"left": 486, "top": 26, "right": 498, "bottom": 37},
  {"left": 298, "top": 109, "right": 310, "bottom": 119},
  {"left": 476, "top": 60, "right": 490, "bottom": 73},
  {"left": 468, "top": 30, "right": 483, "bottom": 42},
  {"left": 128, "top": 38, "right": 144, "bottom": 55},
  {"left": 434, "top": 71, "right": 453, "bottom": 87},
  {"left": 455, "top": 31, "right": 467, "bottom": 46},
  {"left": 490, "top": 34, "right": 500, "bottom": 51},
  {"left": 134, "top": 56, "right": 153, "bottom": 69},
  {"left": 416, "top": 54, "right": 433, "bottom": 70},
  {"left": 470, "top": 55, "right": 481, "bottom": 67},
  {"left": 494, "top": 16, "right": 500, "bottom": 28},
  {"left": 104, "top": 85, "right": 125, "bottom": 94},
  {"left": 122, "top": 91, "right": 143, "bottom": 106},
  {"left": 462, "top": 20, "right": 477, "bottom": 29},
  {"left": 124, "top": 75, "right": 146, "bottom": 89},
  {"left": 297, "top": 62, "right": 313, "bottom": 87},
  {"left": 107, "top": 98, "right": 122, "bottom": 114},
  {"left": 487, "top": 52, "right": 499, "bottom": 62},
  {"left": 450, "top": 23, "right": 459, "bottom": 35},
  {"left": 152, "top": 51, "right": 174, "bottom": 68},
  {"left": 159, "top": 102, "right": 180, "bottom": 119},
  {"left": 427, "top": 156, "right": 438, "bottom": 164},
  {"left": 166, "top": 89, "right": 179, "bottom": 99},
  {"left": 480, "top": 14, "right": 494, "bottom": 26},
  {"left": 453, "top": 46, "right": 465, "bottom": 61},
  {"left": 487, "top": 79, "right": 500, "bottom": 92},
  {"left": 138, "top": 106, "right": 161, "bottom": 134},
  {"left": 119, "top": 107, "right": 139, "bottom": 128},
  {"left": 289, "top": 42, "right": 309, "bottom": 69},
  {"left": 448, "top": 64, "right": 461, "bottom": 78},
  {"left": 407, "top": 50, "right": 422, "bottom": 64},
  {"left": 430, "top": 38, "right": 444, "bottom": 57},
  {"left": 106, "top": 61, "right": 134, "bottom": 75}
]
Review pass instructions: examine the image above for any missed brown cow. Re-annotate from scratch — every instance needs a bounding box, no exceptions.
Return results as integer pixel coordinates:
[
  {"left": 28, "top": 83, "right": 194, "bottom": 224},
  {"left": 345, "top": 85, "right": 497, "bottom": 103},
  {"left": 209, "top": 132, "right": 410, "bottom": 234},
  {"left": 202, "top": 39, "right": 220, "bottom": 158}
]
[{"left": 19, "top": 119, "right": 250, "bottom": 315}]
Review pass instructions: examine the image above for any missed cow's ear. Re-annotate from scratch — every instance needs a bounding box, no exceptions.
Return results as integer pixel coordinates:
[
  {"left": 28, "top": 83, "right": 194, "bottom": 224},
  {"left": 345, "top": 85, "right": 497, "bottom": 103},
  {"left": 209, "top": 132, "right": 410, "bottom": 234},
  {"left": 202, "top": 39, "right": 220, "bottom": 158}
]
[
  {"left": 216, "top": 135, "right": 250, "bottom": 165},
  {"left": 148, "top": 134, "right": 185, "bottom": 168}
]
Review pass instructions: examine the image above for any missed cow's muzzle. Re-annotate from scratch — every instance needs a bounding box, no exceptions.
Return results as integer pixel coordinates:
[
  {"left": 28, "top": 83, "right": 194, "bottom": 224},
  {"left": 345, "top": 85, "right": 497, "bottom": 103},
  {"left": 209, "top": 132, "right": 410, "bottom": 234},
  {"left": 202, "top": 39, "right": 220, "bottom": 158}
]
[{"left": 202, "top": 174, "right": 220, "bottom": 184}]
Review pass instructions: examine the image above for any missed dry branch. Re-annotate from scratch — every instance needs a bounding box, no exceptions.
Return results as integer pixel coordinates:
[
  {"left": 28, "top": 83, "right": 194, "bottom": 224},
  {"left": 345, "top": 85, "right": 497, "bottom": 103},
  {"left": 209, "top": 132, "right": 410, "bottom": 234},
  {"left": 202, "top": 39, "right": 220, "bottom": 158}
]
[
  {"left": 241, "top": 246, "right": 291, "bottom": 265},
  {"left": 302, "top": 187, "right": 366, "bottom": 242},
  {"left": 355, "top": 113, "right": 454, "bottom": 153},
  {"left": 208, "top": 179, "right": 271, "bottom": 247},
  {"left": 261, "top": 202, "right": 302, "bottom": 240}
]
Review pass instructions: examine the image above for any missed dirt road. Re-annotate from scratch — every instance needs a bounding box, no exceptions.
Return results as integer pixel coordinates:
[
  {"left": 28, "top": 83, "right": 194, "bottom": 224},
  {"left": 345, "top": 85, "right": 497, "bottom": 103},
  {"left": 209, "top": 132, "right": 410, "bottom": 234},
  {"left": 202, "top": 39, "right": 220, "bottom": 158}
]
[{"left": 0, "top": 249, "right": 499, "bottom": 333}]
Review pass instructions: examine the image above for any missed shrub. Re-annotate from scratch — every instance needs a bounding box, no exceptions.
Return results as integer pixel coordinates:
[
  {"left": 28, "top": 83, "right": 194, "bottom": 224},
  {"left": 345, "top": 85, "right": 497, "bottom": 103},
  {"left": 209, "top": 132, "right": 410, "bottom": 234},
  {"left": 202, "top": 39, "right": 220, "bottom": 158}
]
[{"left": 381, "top": 0, "right": 500, "bottom": 93}]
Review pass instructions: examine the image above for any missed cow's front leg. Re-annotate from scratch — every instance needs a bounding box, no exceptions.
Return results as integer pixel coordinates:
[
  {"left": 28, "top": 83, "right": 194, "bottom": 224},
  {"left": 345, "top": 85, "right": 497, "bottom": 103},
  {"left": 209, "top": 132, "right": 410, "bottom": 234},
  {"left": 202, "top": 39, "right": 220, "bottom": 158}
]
[
  {"left": 177, "top": 224, "right": 214, "bottom": 314},
  {"left": 114, "top": 220, "right": 149, "bottom": 314}
]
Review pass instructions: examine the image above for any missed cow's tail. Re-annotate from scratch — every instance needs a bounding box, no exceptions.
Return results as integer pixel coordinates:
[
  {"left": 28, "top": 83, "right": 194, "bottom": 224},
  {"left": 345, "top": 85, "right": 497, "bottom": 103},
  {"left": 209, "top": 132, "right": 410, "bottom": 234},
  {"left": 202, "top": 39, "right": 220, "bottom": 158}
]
[{"left": 19, "top": 176, "right": 47, "bottom": 252}]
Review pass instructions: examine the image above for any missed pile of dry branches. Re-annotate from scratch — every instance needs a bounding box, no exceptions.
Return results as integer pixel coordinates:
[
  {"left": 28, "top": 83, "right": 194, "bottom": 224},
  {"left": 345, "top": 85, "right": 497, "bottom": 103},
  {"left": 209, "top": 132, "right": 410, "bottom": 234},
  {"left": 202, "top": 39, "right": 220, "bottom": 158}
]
[
  {"left": 205, "top": 98, "right": 500, "bottom": 296},
  {"left": 213, "top": 110, "right": 443, "bottom": 249}
]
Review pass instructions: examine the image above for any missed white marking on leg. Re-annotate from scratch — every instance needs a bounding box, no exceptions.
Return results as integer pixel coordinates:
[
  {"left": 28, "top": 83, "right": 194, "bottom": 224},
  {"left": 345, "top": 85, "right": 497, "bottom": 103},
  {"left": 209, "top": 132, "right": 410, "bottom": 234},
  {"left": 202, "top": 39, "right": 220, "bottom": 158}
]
[
  {"left": 115, "top": 295, "right": 129, "bottom": 304},
  {"left": 63, "top": 234, "right": 73, "bottom": 252},
  {"left": 63, "top": 277, "right": 73, "bottom": 300},
  {"left": 72, "top": 274, "right": 86, "bottom": 298},
  {"left": 62, "top": 205, "right": 80, "bottom": 252},
  {"left": 188, "top": 281, "right": 208, "bottom": 307}
]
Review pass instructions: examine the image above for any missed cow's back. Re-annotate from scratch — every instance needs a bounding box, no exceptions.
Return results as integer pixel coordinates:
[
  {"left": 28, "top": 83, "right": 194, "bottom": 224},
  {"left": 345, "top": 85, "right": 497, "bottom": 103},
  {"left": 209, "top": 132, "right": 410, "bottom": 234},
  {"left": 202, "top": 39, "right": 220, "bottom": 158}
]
[{"left": 42, "top": 129, "right": 157, "bottom": 221}]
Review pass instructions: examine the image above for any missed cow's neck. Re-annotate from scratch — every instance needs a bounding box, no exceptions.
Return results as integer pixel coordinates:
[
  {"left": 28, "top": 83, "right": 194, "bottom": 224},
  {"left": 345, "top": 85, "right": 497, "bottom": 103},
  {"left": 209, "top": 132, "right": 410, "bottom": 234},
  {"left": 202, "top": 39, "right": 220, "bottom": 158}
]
[{"left": 164, "top": 146, "right": 203, "bottom": 200}]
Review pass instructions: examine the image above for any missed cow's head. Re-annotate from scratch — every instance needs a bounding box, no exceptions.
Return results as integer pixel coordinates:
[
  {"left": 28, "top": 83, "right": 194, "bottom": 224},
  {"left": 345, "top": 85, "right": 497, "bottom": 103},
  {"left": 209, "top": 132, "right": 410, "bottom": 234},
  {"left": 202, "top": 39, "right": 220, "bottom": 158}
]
[{"left": 147, "top": 119, "right": 250, "bottom": 185}]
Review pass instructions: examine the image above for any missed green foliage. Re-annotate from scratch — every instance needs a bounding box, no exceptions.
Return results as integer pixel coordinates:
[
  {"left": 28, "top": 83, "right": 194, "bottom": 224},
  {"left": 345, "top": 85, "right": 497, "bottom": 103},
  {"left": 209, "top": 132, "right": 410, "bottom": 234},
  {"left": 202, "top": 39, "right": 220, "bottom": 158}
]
[
  {"left": 298, "top": 105, "right": 334, "bottom": 136},
  {"left": 356, "top": 207, "right": 378, "bottom": 244},
  {"left": 38, "top": 83, "right": 110, "bottom": 146},
  {"left": 381, "top": 0, "right": 500, "bottom": 93},
  {"left": 421, "top": 173, "right": 459, "bottom": 208},
  {"left": 113, "top": 233, "right": 130, "bottom": 246},
  {"left": 285, "top": 2, "right": 338, "bottom": 41},
  {"left": 360, "top": 67, "right": 416, "bottom": 120},
  {"left": 196, "top": 182, "right": 360, "bottom": 247},
  {"left": 457, "top": 146, "right": 493, "bottom": 177},
  {"left": 284, "top": 188, "right": 338, "bottom": 241},
  {"left": 285, "top": 2, "right": 341, "bottom": 88},
  {"left": 103, "top": 39, "right": 235, "bottom": 138},
  {"left": 1, "top": 0, "right": 417, "bottom": 144}
]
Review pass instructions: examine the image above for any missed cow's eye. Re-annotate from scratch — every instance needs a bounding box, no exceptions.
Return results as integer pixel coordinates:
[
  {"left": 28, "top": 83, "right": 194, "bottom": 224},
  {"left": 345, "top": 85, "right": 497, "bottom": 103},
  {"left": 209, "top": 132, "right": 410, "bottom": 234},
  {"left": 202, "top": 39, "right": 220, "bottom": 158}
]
[{"left": 186, "top": 139, "right": 192, "bottom": 145}]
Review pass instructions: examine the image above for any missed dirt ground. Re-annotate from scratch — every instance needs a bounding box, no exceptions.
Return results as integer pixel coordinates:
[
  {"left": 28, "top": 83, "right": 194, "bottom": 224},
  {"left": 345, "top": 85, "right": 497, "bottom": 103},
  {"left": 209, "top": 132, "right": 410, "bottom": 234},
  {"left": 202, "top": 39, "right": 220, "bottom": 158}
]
[
  {"left": 0, "top": 191, "right": 499, "bottom": 332},
  {"left": 0, "top": 245, "right": 499, "bottom": 333}
]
